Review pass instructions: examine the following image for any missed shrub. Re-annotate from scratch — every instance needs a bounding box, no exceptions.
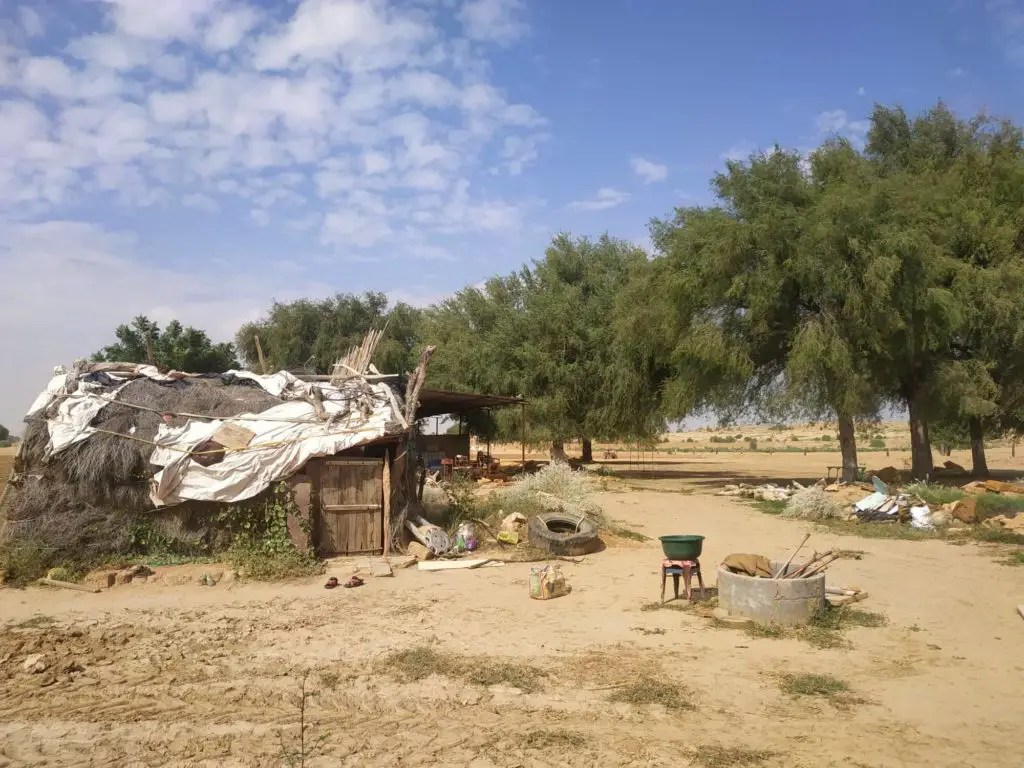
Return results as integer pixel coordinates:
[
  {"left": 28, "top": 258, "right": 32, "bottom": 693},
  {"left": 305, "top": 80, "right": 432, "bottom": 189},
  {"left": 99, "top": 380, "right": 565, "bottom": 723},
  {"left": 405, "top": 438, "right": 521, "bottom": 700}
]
[{"left": 869, "top": 438, "right": 885, "bottom": 448}]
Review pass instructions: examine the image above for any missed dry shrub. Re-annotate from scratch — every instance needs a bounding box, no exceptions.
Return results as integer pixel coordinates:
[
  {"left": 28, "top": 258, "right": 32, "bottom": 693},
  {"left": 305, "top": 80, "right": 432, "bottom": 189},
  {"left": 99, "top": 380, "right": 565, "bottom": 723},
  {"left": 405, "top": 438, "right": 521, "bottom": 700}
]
[
  {"left": 782, "top": 487, "right": 845, "bottom": 521},
  {"left": 496, "top": 461, "right": 605, "bottom": 525}
]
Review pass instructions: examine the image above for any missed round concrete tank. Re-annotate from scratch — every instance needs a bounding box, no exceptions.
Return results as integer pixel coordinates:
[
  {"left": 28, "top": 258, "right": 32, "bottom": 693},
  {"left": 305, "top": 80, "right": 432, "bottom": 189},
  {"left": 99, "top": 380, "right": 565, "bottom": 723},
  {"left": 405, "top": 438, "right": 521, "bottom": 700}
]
[{"left": 717, "top": 561, "right": 826, "bottom": 626}]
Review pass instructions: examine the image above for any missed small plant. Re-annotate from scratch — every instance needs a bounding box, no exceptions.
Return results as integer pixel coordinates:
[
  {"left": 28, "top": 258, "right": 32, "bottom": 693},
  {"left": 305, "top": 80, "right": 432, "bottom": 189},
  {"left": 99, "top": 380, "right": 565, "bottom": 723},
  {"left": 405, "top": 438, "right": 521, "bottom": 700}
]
[
  {"left": 381, "top": 646, "right": 546, "bottom": 693},
  {"left": 278, "top": 671, "right": 327, "bottom": 768},
  {"left": 609, "top": 677, "right": 693, "bottom": 711},
  {"left": 869, "top": 438, "right": 886, "bottom": 449},
  {"left": 523, "top": 729, "right": 586, "bottom": 749},
  {"left": 745, "top": 622, "right": 785, "bottom": 639},
  {"left": 779, "top": 672, "right": 849, "bottom": 699},
  {"left": 999, "top": 551, "right": 1024, "bottom": 566},
  {"left": 439, "top": 473, "right": 478, "bottom": 532}
]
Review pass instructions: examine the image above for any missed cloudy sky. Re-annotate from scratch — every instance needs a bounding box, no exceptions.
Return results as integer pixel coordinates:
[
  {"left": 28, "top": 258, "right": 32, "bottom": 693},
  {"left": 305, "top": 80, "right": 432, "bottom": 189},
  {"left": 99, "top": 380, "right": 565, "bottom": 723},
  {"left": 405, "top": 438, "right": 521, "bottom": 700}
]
[{"left": 1, "top": 0, "right": 1022, "bottom": 431}]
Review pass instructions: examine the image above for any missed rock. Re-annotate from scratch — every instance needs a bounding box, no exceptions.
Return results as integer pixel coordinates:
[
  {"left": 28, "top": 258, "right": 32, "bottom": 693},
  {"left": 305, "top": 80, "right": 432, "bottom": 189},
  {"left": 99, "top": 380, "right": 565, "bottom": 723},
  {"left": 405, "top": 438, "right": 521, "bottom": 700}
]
[
  {"left": 115, "top": 570, "right": 135, "bottom": 586},
  {"left": 943, "top": 460, "right": 966, "bottom": 472},
  {"left": 38, "top": 671, "right": 57, "bottom": 687},
  {"left": 22, "top": 654, "right": 48, "bottom": 673},
  {"left": 105, "top": 572, "right": 117, "bottom": 588},
  {"left": 500, "top": 512, "right": 527, "bottom": 532},
  {"left": 950, "top": 498, "right": 979, "bottom": 524},
  {"left": 407, "top": 541, "right": 433, "bottom": 561},
  {"left": 371, "top": 561, "right": 394, "bottom": 578},
  {"left": 870, "top": 466, "right": 901, "bottom": 485}
]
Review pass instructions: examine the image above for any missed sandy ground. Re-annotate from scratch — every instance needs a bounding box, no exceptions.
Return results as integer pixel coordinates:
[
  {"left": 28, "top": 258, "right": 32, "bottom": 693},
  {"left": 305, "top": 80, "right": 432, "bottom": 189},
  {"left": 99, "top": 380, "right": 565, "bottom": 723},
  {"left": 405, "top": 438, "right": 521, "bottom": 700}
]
[{"left": 2, "top": 484, "right": 1024, "bottom": 767}]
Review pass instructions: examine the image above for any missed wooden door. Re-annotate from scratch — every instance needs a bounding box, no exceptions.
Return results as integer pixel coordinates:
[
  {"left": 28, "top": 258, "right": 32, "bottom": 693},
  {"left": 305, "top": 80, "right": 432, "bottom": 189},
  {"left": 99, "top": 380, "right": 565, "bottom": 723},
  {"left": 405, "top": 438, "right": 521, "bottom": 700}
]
[{"left": 316, "top": 458, "right": 383, "bottom": 556}]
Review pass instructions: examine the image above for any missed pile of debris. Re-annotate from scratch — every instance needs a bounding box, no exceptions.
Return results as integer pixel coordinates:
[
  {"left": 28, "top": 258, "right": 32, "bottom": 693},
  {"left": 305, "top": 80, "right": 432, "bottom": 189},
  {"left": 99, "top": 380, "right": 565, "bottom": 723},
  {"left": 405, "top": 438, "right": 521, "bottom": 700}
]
[{"left": 717, "top": 483, "right": 797, "bottom": 502}]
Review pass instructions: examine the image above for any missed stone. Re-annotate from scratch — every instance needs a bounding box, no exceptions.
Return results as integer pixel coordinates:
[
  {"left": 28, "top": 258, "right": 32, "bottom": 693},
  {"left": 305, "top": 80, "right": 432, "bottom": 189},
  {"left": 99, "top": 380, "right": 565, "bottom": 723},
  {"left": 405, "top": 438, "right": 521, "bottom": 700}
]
[
  {"left": 22, "top": 654, "right": 48, "bottom": 673},
  {"left": 371, "top": 561, "right": 394, "bottom": 578},
  {"left": 115, "top": 570, "right": 135, "bottom": 585},
  {"left": 950, "top": 498, "right": 978, "bottom": 524},
  {"left": 105, "top": 572, "right": 117, "bottom": 588},
  {"left": 407, "top": 541, "right": 432, "bottom": 561}
]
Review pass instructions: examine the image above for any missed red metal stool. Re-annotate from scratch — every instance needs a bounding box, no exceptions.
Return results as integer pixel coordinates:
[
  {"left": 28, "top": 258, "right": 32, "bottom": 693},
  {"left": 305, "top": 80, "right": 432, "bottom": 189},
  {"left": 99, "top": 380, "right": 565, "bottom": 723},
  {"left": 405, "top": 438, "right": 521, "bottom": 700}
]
[{"left": 660, "top": 558, "right": 705, "bottom": 602}]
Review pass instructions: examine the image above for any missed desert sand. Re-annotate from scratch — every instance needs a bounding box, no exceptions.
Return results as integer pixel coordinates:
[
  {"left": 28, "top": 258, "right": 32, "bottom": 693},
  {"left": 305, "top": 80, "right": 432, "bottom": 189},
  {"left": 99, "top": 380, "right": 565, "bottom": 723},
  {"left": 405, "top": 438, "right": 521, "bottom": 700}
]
[{"left": 2, "top": 476, "right": 1024, "bottom": 767}]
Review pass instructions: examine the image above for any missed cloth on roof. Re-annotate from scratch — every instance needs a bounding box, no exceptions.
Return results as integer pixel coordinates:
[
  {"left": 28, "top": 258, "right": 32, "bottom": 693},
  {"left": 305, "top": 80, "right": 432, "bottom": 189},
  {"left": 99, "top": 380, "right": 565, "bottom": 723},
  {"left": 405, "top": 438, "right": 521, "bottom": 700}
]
[{"left": 722, "top": 553, "right": 772, "bottom": 578}]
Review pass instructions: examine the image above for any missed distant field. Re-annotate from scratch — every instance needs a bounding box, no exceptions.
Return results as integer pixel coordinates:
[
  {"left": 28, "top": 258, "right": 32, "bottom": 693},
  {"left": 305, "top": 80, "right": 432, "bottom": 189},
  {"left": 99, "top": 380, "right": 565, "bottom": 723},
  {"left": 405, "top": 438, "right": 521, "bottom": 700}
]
[{"left": 0, "top": 446, "right": 15, "bottom": 496}]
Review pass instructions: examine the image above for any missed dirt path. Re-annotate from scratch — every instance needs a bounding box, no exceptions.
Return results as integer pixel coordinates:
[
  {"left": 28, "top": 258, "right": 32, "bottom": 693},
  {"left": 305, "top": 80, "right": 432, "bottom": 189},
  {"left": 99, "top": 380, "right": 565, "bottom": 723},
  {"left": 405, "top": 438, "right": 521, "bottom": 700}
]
[{"left": 2, "top": 490, "right": 1023, "bottom": 767}]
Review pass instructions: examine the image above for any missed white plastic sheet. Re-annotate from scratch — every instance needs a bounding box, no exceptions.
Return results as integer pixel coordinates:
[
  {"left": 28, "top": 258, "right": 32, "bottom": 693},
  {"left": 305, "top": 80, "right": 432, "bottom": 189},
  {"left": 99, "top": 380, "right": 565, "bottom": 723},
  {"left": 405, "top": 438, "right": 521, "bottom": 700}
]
[{"left": 26, "top": 366, "right": 403, "bottom": 507}]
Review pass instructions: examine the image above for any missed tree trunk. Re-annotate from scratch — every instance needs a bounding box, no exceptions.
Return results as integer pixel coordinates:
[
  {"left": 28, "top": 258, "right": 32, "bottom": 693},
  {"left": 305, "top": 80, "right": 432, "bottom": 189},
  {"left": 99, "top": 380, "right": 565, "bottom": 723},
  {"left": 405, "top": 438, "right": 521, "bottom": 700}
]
[
  {"left": 907, "top": 397, "right": 934, "bottom": 480},
  {"left": 969, "top": 417, "right": 988, "bottom": 477},
  {"left": 581, "top": 438, "right": 593, "bottom": 463},
  {"left": 837, "top": 414, "right": 859, "bottom": 483},
  {"left": 550, "top": 440, "right": 568, "bottom": 462}
]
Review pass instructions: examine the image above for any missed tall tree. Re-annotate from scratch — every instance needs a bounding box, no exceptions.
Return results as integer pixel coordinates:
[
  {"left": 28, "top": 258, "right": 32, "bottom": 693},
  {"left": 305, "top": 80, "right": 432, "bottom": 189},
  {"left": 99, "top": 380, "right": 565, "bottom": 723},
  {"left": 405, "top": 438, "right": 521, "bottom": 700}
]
[
  {"left": 92, "top": 316, "right": 236, "bottom": 373},
  {"left": 236, "top": 292, "right": 422, "bottom": 375},
  {"left": 423, "top": 234, "right": 655, "bottom": 458},
  {"left": 637, "top": 145, "right": 881, "bottom": 481}
]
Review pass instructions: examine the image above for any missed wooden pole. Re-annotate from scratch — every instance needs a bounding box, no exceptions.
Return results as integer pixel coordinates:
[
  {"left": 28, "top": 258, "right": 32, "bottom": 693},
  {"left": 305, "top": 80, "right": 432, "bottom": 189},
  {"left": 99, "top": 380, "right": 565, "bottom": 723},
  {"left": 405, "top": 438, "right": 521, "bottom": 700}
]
[
  {"left": 775, "top": 533, "right": 810, "bottom": 579},
  {"left": 254, "top": 335, "right": 268, "bottom": 374},
  {"left": 382, "top": 458, "right": 391, "bottom": 559},
  {"left": 38, "top": 578, "right": 101, "bottom": 593},
  {"left": 521, "top": 403, "right": 527, "bottom": 468}
]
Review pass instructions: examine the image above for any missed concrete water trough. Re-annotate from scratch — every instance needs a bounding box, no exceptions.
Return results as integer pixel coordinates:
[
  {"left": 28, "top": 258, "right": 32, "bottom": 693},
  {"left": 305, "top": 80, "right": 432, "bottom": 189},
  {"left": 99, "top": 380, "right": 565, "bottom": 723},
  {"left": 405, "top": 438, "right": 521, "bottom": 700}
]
[{"left": 717, "top": 560, "right": 826, "bottom": 626}]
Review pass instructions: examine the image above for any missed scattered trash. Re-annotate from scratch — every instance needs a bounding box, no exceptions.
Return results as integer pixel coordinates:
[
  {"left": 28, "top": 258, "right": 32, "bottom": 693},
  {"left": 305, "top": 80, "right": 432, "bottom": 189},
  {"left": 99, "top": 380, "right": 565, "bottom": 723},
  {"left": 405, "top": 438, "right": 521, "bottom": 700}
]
[
  {"left": 909, "top": 505, "right": 934, "bottom": 530},
  {"left": 496, "top": 530, "right": 520, "bottom": 545},
  {"left": 22, "top": 654, "right": 48, "bottom": 674},
  {"left": 500, "top": 511, "right": 528, "bottom": 532},
  {"left": 454, "top": 522, "right": 478, "bottom": 552},
  {"left": 529, "top": 564, "right": 571, "bottom": 599}
]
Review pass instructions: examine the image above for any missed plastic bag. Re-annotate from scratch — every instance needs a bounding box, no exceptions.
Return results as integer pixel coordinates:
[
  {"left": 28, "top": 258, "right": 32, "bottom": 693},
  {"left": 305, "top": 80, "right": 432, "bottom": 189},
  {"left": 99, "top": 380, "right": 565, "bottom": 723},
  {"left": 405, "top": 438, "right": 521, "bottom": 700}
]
[{"left": 529, "top": 564, "right": 571, "bottom": 600}]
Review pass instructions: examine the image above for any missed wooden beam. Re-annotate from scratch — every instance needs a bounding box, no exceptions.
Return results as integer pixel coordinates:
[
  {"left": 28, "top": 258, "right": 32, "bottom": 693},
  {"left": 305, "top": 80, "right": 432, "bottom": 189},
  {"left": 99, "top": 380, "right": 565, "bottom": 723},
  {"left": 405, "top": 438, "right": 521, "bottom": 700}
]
[{"left": 254, "top": 335, "right": 268, "bottom": 375}]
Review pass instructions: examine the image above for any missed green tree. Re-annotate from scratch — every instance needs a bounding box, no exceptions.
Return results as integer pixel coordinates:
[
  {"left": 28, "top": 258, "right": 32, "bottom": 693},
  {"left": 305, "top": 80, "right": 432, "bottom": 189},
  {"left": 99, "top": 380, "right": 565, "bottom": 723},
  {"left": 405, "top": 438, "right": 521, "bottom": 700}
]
[
  {"left": 636, "top": 145, "right": 881, "bottom": 481},
  {"left": 423, "top": 234, "right": 654, "bottom": 459},
  {"left": 92, "top": 316, "right": 237, "bottom": 373},
  {"left": 0, "top": 424, "right": 10, "bottom": 442},
  {"left": 236, "top": 292, "right": 421, "bottom": 375}
]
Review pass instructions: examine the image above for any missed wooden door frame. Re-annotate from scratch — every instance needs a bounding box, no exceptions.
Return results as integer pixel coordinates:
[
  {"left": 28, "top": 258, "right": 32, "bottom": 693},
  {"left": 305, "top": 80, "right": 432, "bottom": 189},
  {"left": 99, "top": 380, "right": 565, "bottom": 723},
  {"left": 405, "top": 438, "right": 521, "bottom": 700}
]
[{"left": 312, "top": 457, "right": 385, "bottom": 556}]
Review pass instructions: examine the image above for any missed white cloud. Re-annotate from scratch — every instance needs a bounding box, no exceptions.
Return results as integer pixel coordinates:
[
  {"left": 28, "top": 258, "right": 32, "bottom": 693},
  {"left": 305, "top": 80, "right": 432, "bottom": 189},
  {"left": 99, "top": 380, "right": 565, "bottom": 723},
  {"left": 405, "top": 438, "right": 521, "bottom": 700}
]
[
  {"left": 856, "top": 86, "right": 866, "bottom": 96},
  {"left": 721, "top": 141, "right": 756, "bottom": 163},
  {"left": 814, "top": 109, "right": 870, "bottom": 144},
  {"left": 458, "top": 0, "right": 527, "bottom": 44},
  {"left": 569, "top": 187, "right": 629, "bottom": 212},
  {"left": 0, "top": 220, "right": 331, "bottom": 431},
  {"left": 250, "top": 208, "right": 271, "bottom": 226},
  {"left": 0, "top": 0, "right": 544, "bottom": 245},
  {"left": 630, "top": 156, "right": 667, "bottom": 183},
  {"left": 19, "top": 7, "right": 45, "bottom": 38},
  {"left": 950, "top": 66, "right": 966, "bottom": 77}
]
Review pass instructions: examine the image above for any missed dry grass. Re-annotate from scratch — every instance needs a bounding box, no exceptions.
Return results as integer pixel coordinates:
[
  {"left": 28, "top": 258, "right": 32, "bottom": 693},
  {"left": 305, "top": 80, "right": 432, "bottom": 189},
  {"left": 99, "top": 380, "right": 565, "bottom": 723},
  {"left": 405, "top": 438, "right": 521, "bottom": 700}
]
[
  {"left": 693, "top": 745, "right": 778, "bottom": 768},
  {"left": 522, "top": 729, "right": 587, "bottom": 749},
  {"left": 608, "top": 676, "right": 693, "bottom": 711},
  {"left": 778, "top": 673, "right": 858, "bottom": 707},
  {"left": 381, "top": 646, "right": 547, "bottom": 693}
]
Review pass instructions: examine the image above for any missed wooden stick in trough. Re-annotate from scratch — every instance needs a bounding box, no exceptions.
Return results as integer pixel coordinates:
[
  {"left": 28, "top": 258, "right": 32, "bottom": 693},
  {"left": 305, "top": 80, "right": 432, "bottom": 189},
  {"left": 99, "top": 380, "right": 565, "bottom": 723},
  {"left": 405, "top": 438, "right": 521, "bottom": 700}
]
[
  {"left": 784, "top": 549, "right": 836, "bottom": 578},
  {"left": 800, "top": 552, "right": 842, "bottom": 578},
  {"left": 775, "top": 533, "right": 810, "bottom": 579}
]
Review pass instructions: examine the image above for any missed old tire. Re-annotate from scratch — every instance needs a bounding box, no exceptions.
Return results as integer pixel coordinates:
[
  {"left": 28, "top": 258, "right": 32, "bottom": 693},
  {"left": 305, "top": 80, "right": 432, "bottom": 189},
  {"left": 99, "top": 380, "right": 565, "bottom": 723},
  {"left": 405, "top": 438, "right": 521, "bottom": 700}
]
[{"left": 528, "top": 513, "right": 599, "bottom": 556}]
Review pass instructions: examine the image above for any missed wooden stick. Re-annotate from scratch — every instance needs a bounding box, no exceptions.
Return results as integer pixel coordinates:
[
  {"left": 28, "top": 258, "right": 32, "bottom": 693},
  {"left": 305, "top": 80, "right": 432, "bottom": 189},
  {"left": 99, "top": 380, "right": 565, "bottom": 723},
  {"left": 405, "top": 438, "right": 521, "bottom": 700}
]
[
  {"left": 254, "top": 335, "right": 268, "bottom": 374},
  {"left": 382, "top": 459, "right": 391, "bottom": 560},
  {"left": 801, "top": 553, "right": 842, "bottom": 578},
  {"left": 38, "top": 578, "right": 101, "bottom": 593},
  {"left": 776, "top": 533, "right": 810, "bottom": 579}
]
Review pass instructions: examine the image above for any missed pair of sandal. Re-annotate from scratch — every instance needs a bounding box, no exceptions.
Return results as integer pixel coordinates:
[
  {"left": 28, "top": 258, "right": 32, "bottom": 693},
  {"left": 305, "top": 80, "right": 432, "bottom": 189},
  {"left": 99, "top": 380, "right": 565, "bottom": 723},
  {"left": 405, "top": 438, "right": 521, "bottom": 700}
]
[{"left": 324, "top": 576, "right": 363, "bottom": 589}]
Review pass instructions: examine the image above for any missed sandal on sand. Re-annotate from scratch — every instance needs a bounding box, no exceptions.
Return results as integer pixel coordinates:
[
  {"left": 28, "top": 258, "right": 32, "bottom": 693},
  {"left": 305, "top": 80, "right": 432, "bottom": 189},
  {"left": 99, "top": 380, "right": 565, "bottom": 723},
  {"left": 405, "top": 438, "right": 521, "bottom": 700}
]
[
  {"left": 324, "top": 577, "right": 339, "bottom": 589},
  {"left": 343, "top": 576, "right": 364, "bottom": 588}
]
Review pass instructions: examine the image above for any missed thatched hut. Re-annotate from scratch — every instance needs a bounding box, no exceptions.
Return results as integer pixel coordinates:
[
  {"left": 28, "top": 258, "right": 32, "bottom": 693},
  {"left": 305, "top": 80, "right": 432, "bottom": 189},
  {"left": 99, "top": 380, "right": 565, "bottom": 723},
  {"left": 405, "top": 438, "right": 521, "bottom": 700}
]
[{"left": 1, "top": 346, "right": 521, "bottom": 575}]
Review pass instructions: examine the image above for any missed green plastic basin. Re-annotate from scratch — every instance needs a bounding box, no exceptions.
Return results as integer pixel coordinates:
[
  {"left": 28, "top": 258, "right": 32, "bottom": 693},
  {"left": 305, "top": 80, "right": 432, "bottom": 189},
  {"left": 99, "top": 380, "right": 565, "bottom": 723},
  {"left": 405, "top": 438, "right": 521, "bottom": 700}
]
[{"left": 659, "top": 535, "right": 705, "bottom": 559}]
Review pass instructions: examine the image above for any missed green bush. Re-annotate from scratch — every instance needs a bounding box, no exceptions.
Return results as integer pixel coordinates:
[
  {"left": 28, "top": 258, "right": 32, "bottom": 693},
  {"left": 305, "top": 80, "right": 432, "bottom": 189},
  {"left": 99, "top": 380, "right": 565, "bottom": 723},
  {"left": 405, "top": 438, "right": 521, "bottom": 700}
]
[{"left": 869, "top": 438, "right": 886, "bottom": 448}]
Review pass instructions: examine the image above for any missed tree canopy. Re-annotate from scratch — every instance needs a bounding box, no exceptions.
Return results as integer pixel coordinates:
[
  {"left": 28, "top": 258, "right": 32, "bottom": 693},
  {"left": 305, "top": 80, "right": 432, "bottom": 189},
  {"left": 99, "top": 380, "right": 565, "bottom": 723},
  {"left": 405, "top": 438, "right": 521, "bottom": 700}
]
[
  {"left": 235, "top": 292, "right": 421, "bottom": 375},
  {"left": 92, "top": 316, "right": 236, "bottom": 373}
]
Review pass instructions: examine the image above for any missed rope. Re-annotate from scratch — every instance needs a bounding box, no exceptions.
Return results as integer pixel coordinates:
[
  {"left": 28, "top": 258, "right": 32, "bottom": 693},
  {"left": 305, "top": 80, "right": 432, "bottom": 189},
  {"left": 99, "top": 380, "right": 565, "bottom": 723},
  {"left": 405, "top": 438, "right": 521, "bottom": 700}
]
[{"left": 89, "top": 425, "right": 384, "bottom": 456}]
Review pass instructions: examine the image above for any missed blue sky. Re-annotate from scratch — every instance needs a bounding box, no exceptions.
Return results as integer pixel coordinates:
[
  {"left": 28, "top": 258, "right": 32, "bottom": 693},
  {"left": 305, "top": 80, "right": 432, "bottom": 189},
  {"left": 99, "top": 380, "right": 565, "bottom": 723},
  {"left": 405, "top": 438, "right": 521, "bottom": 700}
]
[{"left": 1, "top": 0, "right": 1022, "bottom": 429}]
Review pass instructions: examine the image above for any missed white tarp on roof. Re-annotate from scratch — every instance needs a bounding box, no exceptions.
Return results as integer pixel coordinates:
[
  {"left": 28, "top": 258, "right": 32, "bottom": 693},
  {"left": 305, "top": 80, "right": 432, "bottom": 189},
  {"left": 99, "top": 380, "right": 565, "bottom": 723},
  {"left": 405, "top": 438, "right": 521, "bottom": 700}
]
[{"left": 27, "top": 365, "right": 402, "bottom": 507}]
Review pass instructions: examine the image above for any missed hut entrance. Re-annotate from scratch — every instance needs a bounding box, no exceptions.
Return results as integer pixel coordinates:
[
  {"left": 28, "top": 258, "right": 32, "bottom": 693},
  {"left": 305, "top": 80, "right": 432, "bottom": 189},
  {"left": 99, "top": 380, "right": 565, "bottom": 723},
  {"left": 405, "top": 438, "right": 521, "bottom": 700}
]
[{"left": 315, "top": 458, "right": 384, "bottom": 556}]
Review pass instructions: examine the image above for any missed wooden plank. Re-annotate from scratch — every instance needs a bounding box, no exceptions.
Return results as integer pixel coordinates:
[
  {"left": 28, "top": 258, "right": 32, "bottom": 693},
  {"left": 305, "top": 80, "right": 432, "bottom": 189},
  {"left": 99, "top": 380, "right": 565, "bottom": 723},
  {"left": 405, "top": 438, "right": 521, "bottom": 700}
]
[
  {"left": 383, "top": 459, "right": 391, "bottom": 559},
  {"left": 323, "top": 504, "right": 380, "bottom": 511},
  {"left": 38, "top": 578, "right": 101, "bottom": 593},
  {"left": 418, "top": 560, "right": 503, "bottom": 571}
]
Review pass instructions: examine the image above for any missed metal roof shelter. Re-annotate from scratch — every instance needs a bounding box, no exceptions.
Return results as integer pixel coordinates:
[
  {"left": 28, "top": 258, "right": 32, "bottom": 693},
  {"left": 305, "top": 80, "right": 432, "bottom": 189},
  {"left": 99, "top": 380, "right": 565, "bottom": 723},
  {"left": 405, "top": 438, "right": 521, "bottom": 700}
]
[{"left": 415, "top": 388, "right": 524, "bottom": 419}]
